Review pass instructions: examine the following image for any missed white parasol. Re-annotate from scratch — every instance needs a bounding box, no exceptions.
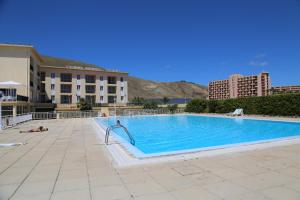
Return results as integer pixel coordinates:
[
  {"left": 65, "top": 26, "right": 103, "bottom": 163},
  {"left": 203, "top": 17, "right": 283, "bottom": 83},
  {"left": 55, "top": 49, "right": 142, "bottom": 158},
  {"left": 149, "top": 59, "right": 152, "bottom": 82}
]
[{"left": 0, "top": 81, "right": 25, "bottom": 130}]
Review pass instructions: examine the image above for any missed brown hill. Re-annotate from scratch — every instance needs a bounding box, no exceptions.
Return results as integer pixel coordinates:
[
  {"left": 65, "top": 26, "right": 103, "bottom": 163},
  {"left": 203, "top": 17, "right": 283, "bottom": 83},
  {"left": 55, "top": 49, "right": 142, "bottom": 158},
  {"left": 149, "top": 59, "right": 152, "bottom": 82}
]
[
  {"left": 128, "top": 77, "right": 207, "bottom": 100},
  {"left": 41, "top": 56, "right": 208, "bottom": 100}
]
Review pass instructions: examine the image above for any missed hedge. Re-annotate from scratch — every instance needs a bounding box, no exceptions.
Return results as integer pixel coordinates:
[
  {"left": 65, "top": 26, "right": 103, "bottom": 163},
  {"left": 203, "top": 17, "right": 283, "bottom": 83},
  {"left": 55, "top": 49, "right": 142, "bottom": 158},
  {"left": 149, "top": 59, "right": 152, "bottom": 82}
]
[{"left": 185, "top": 93, "right": 300, "bottom": 116}]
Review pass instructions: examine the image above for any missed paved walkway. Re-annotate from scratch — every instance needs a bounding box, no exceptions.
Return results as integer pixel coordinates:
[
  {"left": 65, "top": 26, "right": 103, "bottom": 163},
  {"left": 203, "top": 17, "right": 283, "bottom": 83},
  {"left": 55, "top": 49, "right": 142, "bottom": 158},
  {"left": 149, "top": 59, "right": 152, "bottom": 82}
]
[{"left": 0, "top": 119, "right": 300, "bottom": 200}]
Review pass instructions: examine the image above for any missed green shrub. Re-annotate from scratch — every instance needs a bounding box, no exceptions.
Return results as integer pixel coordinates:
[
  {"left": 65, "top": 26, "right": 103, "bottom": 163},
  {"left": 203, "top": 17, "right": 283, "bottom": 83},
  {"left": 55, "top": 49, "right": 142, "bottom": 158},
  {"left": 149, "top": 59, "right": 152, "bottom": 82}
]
[
  {"left": 143, "top": 101, "right": 158, "bottom": 109},
  {"left": 77, "top": 98, "right": 92, "bottom": 111},
  {"left": 167, "top": 104, "right": 178, "bottom": 113},
  {"left": 185, "top": 99, "right": 207, "bottom": 113},
  {"left": 185, "top": 93, "right": 300, "bottom": 116}
]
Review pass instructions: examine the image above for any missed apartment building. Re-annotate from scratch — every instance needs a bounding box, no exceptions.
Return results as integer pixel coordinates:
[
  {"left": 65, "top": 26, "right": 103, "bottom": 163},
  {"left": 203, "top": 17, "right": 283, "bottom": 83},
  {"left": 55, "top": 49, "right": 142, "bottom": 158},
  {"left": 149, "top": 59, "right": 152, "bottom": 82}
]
[
  {"left": 271, "top": 85, "right": 300, "bottom": 94},
  {"left": 40, "top": 65, "right": 128, "bottom": 104},
  {"left": 0, "top": 43, "right": 128, "bottom": 115},
  {"left": 209, "top": 72, "right": 271, "bottom": 100}
]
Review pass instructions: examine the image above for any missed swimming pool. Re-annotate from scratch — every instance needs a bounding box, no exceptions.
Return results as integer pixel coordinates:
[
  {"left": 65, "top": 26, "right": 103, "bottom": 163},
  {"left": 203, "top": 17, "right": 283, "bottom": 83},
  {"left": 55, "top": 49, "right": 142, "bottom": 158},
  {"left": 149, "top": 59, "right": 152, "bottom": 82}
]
[{"left": 95, "top": 115, "right": 300, "bottom": 158}]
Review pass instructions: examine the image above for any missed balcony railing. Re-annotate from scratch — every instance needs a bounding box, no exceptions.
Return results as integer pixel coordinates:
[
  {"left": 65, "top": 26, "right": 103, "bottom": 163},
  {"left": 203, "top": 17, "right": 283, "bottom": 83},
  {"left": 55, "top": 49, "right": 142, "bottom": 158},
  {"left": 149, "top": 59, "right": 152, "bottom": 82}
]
[{"left": 0, "top": 95, "right": 28, "bottom": 102}]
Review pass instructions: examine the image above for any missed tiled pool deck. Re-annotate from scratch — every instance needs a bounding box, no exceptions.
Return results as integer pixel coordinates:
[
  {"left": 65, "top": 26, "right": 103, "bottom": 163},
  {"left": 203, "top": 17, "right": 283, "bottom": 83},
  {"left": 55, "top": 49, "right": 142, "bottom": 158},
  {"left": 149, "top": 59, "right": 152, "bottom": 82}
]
[{"left": 0, "top": 118, "right": 300, "bottom": 200}]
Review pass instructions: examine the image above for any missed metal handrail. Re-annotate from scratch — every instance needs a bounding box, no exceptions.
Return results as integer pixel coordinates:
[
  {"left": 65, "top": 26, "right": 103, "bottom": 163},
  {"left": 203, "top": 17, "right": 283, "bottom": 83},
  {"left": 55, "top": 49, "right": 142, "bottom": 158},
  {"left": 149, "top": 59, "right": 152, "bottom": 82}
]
[{"left": 105, "top": 121, "right": 135, "bottom": 145}]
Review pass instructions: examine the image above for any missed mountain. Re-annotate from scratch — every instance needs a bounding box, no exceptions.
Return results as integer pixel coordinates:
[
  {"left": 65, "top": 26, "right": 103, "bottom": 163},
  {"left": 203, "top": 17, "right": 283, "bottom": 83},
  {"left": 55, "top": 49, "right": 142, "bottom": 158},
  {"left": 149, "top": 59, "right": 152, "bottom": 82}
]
[
  {"left": 42, "top": 55, "right": 106, "bottom": 70},
  {"left": 128, "top": 77, "right": 207, "bottom": 100},
  {"left": 41, "top": 56, "right": 208, "bottom": 100}
]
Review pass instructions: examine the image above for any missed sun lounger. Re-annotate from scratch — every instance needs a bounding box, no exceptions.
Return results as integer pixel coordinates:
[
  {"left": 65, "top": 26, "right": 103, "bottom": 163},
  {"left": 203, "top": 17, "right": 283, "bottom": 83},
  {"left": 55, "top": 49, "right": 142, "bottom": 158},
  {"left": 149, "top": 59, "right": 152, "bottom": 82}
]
[{"left": 228, "top": 108, "right": 244, "bottom": 116}]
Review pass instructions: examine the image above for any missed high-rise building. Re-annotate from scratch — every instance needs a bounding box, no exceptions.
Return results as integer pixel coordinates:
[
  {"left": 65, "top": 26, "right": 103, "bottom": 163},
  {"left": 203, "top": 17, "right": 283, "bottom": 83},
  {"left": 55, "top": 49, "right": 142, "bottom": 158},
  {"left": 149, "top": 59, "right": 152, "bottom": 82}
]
[
  {"left": 271, "top": 85, "right": 300, "bottom": 94},
  {"left": 209, "top": 72, "right": 271, "bottom": 100}
]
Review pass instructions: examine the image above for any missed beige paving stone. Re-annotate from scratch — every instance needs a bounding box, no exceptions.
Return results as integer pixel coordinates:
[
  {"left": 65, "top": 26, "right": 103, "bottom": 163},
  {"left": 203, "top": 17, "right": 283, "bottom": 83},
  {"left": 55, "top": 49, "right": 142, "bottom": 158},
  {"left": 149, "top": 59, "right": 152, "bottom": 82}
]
[
  {"left": 275, "top": 166, "right": 300, "bottom": 178},
  {"left": 13, "top": 180, "right": 54, "bottom": 197},
  {"left": 135, "top": 192, "right": 176, "bottom": 200},
  {"left": 1, "top": 118, "right": 300, "bottom": 200},
  {"left": 257, "top": 158, "right": 296, "bottom": 170},
  {"left": 190, "top": 171, "right": 225, "bottom": 186},
  {"left": 202, "top": 180, "right": 250, "bottom": 198},
  {"left": 11, "top": 193, "right": 51, "bottom": 200},
  {"left": 91, "top": 185, "right": 131, "bottom": 200},
  {"left": 51, "top": 188, "right": 91, "bottom": 200},
  {"left": 155, "top": 175, "right": 199, "bottom": 191},
  {"left": 89, "top": 174, "right": 123, "bottom": 187},
  {"left": 0, "top": 184, "right": 18, "bottom": 200},
  {"left": 119, "top": 171, "right": 152, "bottom": 184},
  {"left": 172, "top": 165, "right": 204, "bottom": 176},
  {"left": 231, "top": 163, "right": 270, "bottom": 176},
  {"left": 0, "top": 167, "right": 30, "bottom": 186},
  {"left": 54, "top": 178, "right": 89, "bottom": 192},
  {"left": 284, "top": 179, "right": 300, "bottom": 193},
  {"left": 126, "top": 180, "right": 167, "bottom": 197},
  {"left": 260, "top": 186, "right": 300, "bottom": 200},
  {"left": 209, "top": 167, "right": 249, "bottom": 180},
  {"left": 223, "top": 192, "right": 270, "bottom": 200},
  {"left": 146, "top": 166, "right": 181, "bottom": 181},
  {"left": 171, "top": 186, "right": 221, "bottom": 200}
]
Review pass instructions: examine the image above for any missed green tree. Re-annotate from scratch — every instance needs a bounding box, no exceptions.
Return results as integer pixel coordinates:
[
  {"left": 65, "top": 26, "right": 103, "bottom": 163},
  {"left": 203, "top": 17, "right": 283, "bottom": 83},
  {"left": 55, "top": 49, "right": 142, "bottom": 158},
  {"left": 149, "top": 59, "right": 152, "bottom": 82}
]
[
  {"left": 77, "top": 98, "right": 92, "bottom": 111},
  {"left": 131, "top": 97, "right": 146, "bottom": 105},
  {"left": 143, "top": 101, "right": 158, "bottom": 109},
  {"left": 162, "top": 97, "right": 170, "bottom": 104},
  {"left": 185, "top": 99, "right": 207, "bottom": 113}
]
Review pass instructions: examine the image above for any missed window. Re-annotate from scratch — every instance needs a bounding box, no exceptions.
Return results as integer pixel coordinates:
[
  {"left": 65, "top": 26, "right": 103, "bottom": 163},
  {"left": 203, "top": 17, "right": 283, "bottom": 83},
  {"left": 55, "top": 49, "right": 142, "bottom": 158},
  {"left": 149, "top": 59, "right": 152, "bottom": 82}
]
[
  {"left": 86, "top": 95, "right": 96, "bottom": 104},
  {"left": 1, "top": 106, "right": 13, "bottom": 116},
  {"left": 77, "top": 75, "right": 80, "bottom": 80},
  {"left": 120, "top": 77, "right": 124, "bottom": 82},
  {"left": 108, "top": 86, "right": 116, "bottom": 94},
  {"left": 108, "top": 76, "right": 116, "bottom": 84},
  {"left": 108, "top": 96, "right": 116, "bottom": 103},
  {"left": 60, "top": 73, "right": 72, "bottom": 82},
  {"left": 40, "top": 95, "right": 46, "bottom": 103},
  {"left": 100, "top": 76, "right": 104, "bottom": 81},
  {"left": 30, "top": 57, "right": 34, "bottom": 71},
  {"left": 120, "top": 87, "right": 124, "bottom": 91},
  {"left": 121, "top": 96, "right": 124, "bottom": 101},
  {"left": 60, "top": 95, "right": 72, "bottom": 104},
  {"left": 51, "top": 84, "right": 55, "bottom": 90},
  {"left": 85, "top": 75, "right": 96, "bottom": 83},
  {"left": 41, "top": 83, "right": 45, "bottom": 92},
  {"left": 86, "top": 85, "right": 95, "bottom": 93},
  {"left": 77, "top": 85, "right": 80, "bottom": 91},
  {"left": 51, "top": 95, "right": 55, "bottom": 103},
  {"left": 40, "top": 72, "right": 45, "bottom": 81},
  {"left": 51, "top": 73, "right": 55, "bottom": 79},
  {"left": 30, "top": 81, "right": 34, "bottom": 87},
  {"left": 100, "top": 86, "right": 104, "bottom": 91},
  {"left": 60, "top": 84, "right": 72, "bottom": 93},
  {"left": 100, "top": 96, "right": 104, "bottom": 101},
  {"left": 77, "top": 95, "right": 81, "bottom": 102}
]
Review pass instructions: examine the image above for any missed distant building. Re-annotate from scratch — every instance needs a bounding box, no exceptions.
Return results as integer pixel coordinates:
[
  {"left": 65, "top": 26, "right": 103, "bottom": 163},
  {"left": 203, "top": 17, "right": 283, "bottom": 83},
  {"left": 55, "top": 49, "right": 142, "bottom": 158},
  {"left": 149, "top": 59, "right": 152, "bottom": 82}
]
[
  {"left": 209, "top": 72, "right": 271, "bottom": 100},
  {"left": 271, "top": 85, "right": 300, "bottom": 94}
]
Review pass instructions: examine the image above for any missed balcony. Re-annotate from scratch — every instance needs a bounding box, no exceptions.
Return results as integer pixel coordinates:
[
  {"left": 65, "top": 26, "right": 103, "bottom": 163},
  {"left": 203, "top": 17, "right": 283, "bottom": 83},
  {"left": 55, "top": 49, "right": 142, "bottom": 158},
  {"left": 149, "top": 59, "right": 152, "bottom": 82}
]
[
  {"left": 107, "top": 77, "right": 117, "bottom": 85},
  {"left": 85, "top": 75, "right": 96, "bottom": 84},
  {"left": 60, "top": 74, "right": 72, "bottom": 83}
]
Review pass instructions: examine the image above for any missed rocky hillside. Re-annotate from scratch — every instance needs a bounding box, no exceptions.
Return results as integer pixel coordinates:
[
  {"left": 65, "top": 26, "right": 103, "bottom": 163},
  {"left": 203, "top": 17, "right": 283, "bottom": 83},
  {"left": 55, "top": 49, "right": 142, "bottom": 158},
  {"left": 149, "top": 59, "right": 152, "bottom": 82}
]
[
  {"left": 41, "top": 56, "right": 208, "bottom": 100},
  {"left": 128, "top": 77, "right": 207, "bottom": 100}
]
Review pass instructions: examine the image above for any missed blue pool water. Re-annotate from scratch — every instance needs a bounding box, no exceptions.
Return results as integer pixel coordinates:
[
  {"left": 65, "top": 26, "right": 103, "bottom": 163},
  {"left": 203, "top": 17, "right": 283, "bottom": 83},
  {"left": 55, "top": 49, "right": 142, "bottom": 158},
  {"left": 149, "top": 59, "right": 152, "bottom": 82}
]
[{"left": 96, "top": 115, "right": 300, "bottom": 157}]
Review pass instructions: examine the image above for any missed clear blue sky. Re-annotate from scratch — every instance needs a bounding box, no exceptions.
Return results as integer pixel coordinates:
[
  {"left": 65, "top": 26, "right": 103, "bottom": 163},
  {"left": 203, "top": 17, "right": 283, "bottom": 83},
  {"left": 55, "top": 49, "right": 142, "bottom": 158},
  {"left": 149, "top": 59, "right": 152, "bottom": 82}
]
[{"left": 0, "top": 0, "right": 300, "bottom": 86}]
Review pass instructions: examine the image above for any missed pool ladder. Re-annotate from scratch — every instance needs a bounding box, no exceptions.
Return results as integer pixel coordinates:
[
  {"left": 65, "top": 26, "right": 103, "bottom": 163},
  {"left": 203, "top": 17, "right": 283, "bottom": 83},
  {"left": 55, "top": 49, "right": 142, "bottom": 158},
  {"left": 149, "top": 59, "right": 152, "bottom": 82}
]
[{"left": 105, "top": 122, "right": 135, "bottom": 145}]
